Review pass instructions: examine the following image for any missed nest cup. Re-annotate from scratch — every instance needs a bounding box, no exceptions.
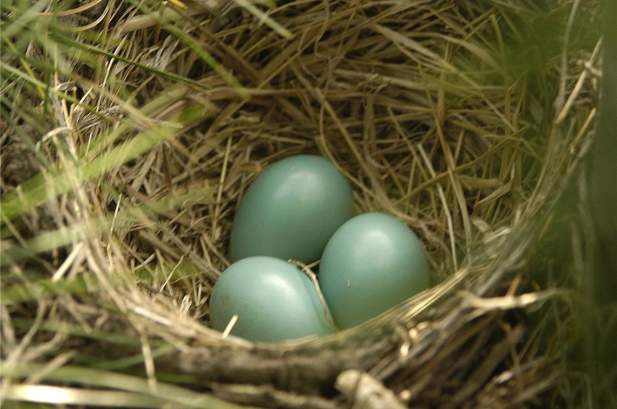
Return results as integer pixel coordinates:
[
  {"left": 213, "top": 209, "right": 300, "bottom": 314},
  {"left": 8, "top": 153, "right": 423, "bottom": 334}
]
[
  {"left": 118, "top": 2, "right": 592, "bottom": 404},
  {"left": 2, "top": 0, "right": 598, "bottom": 408}
]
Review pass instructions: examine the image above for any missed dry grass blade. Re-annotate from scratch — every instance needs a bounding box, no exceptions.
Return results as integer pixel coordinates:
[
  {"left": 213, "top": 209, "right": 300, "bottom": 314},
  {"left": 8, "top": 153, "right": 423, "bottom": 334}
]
[{"left": 233, "top": 0, "right": 293, "bottom": 39}]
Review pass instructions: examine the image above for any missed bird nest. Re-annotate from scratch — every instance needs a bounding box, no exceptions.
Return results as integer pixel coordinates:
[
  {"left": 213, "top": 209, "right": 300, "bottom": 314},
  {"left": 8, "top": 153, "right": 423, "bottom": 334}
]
[{"left": 0, "top": 0, "right": 600, "bottom": 408}]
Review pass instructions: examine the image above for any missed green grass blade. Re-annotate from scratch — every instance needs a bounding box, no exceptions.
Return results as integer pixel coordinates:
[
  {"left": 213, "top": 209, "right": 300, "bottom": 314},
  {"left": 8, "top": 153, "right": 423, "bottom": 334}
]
[
  {"left": 0, "top": 102, "right": 212, "bottom": 223},
  {"left": 126, "top": 0, "right": 247, "bottom": 96},
  {"left": 1, "top": 185, "right": 213, "bottom": 264},
  {"left": 3, "top": 384, "right": 163, "bottom": 408},
  {"left": 233, "top": 0, "right": 293, "bottom": 39},
  {"left": 0, "top": 60, "right": 94, "bottom": 111},
  {"left": 49, "top": 31, "right": 208, "bottom": 89},
  {"left": 0, "top": 363, "right": 261, "bottom": 409},
  {"left": 1, "top": 276, "right": 91, "bottom": 305},
  {"left": 1, "top": 0, "right": 48, "bottom": 39},
  {"left": 10, "top": 319, "right": 151, "bottom": 347}
]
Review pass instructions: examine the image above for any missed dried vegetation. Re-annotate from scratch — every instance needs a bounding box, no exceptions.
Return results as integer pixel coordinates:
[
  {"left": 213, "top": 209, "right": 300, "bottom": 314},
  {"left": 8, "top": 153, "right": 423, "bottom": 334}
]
[{"left": 0, "top": 0, "right": 602, "bottom": 407}]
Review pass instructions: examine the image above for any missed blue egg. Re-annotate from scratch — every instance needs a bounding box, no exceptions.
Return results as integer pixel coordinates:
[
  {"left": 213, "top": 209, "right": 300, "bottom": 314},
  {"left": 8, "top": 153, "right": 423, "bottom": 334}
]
[
  {"left": 209, "top": 257, "right": 334, "bottom": 342},
  {"left": 319, "top": 213, "right": 430, "bottom": 329},
  {"left": 230, "top": 155, "right": 353, "bottom": 263}
]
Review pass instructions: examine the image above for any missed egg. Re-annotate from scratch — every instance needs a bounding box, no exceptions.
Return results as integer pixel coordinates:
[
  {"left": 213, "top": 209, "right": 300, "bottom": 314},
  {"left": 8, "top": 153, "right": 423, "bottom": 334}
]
[
  {"left": 319, "top": 212, "right": 429, "bottom": 329},
  {"left": 209, "top": 256, "right": 334, "bottom": 342},
  {"left": 230, "top": 155, "right": 353, "bottom": 263}
]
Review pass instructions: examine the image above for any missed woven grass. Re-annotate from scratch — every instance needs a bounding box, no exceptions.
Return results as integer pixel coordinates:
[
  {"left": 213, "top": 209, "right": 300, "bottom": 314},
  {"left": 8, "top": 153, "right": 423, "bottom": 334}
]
[{"left": 0, "top": 0, "right": 602, "bottom": 408}]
